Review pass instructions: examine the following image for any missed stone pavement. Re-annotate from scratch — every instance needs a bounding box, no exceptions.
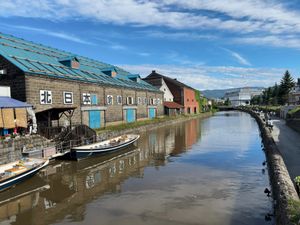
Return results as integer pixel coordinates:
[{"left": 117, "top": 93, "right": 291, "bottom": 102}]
[{"left": 271, "top": 118, "right": 300, "bottom": 180}]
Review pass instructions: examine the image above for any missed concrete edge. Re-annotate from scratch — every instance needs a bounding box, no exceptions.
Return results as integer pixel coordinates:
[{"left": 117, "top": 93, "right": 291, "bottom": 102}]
[{"left": 240, "top": 108, "right": 299, "bottom": 225}]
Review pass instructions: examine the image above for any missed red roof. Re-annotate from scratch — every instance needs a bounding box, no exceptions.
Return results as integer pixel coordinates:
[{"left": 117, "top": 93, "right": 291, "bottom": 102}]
[{"left": 164, "top": 101, "right": 184, "bottom": 109}]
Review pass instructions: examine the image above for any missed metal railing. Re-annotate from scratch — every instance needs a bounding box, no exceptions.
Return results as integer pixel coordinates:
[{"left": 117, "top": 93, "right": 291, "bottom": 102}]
[{"left": 55, "top": 135, "right": 97, "bottom": 153}]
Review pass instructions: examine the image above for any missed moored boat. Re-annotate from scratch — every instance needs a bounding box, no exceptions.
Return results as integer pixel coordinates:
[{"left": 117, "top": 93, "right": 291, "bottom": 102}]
[
  {"left": 70, "top": 134, "right": 140, "bottom": 160},
  {"left": 0, "top": 158, "right": 49, "bottom": 192}
]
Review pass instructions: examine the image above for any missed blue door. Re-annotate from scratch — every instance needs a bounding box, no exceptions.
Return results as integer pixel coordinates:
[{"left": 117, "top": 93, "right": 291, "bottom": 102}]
[
  {"left": 89, "top": 110, "right": 101, "bottom": 129},
  {"left": 149, "top": 108, "right": 156, "bottom": 119},
  {"left": 126, "top": 109, "right": 135, "bottom": 123}
]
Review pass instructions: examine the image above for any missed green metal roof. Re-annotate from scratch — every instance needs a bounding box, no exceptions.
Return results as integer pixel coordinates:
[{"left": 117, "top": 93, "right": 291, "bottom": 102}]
[{"left": 0, "top": 32, "right": 159, "bottom": 92}]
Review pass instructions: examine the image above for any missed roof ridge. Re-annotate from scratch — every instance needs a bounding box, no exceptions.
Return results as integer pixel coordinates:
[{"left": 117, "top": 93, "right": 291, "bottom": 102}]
[{"left": 147, "top": 71, "right": 194, "bottom": 90}]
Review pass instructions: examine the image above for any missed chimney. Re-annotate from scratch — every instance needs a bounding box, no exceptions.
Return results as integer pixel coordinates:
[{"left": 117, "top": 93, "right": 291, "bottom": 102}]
[{"left": 152, "top": 70, "right": 156, "bottom": 73}]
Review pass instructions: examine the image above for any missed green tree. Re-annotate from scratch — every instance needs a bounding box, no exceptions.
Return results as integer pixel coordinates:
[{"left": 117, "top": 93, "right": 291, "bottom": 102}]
[
  {"left": 251, "top": 95, "right": 261, "bottom": 105},
  {"left": 278, "top": 70, "right": 295, "bottom": 105},
  {"left": 271, "top": 83, "right": 279, "bottom": 105},
  {"left": 224, "top": 98, "right": 231, "bottom": 106},
  {"left": 195, "top": 90, "right": 208, "bottom": 112}
]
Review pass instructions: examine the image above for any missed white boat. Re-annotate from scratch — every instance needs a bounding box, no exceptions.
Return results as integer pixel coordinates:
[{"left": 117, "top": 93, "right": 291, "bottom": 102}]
[
  {"left": 0, "top": 158, "right": 49, "bottom": 191},
  {"left": 70, "top": 134, "right": 140, "bottom": 160}
]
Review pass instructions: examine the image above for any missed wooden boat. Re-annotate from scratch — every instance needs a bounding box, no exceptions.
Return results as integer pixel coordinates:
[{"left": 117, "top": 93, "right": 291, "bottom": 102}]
[
  {"left": 0, "top": 158, "right": 49, "bottom": 191},
  {"left": 70, "top": 134, "right": 140, "bottom": 160}
]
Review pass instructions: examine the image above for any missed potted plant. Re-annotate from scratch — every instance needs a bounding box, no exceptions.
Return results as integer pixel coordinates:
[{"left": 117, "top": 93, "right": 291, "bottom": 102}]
[{"left": 294, "top": 176, "right": 300, "bottom": 195}]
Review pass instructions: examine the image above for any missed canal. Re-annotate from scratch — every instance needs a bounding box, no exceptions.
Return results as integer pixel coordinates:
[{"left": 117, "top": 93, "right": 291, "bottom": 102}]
[{"left": 0, "top": 111, "right": 273, "bottom": 225}]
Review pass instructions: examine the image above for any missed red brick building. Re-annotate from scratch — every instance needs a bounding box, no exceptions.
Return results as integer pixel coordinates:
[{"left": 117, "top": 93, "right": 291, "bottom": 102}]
[{"left": 143, "top": 71, "right": 199, "bottom": 114}]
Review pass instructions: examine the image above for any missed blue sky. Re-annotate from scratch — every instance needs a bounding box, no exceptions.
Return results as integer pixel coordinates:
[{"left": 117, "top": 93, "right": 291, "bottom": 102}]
[{"left": 1, "top": 0, "right": 300, "bottom": 90}]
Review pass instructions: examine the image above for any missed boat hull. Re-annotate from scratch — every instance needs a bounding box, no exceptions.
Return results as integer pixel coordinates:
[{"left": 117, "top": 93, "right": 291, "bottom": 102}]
[
  {"left": 0, "top": 160, "right": 49, "bottom": 192},
  {"left": 70, "top": 135, "right": 139, "bottom": 160}
]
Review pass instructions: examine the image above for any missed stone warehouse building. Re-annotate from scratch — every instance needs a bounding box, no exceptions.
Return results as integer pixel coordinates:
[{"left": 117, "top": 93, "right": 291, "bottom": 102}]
[{"left": 0, "top": 32, "right": 163, "bottom": 133}]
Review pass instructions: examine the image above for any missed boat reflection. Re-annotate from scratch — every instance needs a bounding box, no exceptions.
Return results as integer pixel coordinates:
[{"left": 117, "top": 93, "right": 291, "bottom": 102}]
[
  {"left": 0, "top": 176, "right": 49, "bottom": 224},
  {"left": 0, "top": 118, "right": 203, "bottom": 225}
]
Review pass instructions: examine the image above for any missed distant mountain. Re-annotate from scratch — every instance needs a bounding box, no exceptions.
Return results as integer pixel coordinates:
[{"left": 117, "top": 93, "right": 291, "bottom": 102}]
[{"left": 201, "top": 87, "right": 264, "bottom": 99}]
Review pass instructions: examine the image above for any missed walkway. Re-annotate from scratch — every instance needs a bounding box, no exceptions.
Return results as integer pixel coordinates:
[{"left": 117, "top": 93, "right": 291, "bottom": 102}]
[{"left": 271, "top": 118, "right": 300, "bottom": 180}]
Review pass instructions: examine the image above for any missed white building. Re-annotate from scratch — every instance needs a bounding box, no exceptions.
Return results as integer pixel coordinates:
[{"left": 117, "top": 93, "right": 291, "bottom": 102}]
[
  {"left": 289, "top": 78, "right": 300, "bottom": 105},
  {"left": 224, "top": 87, "right": 263, "bottom": 106},
  {"left": 159, "top": 79, "right": 174, "bottom": 102}
]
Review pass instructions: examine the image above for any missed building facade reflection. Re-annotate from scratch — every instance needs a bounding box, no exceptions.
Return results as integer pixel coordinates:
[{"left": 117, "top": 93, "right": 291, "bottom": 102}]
[{"left": 0, "top": 118, "right": 203, "bottom": 225}]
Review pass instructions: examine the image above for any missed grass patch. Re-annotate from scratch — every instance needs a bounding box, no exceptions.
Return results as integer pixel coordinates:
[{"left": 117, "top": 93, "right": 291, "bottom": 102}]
[
  {"left": 95, "top": 113, "right": 210, "bottom": 134},
  {"left": 288, "top": 199, "right": 300, "bottom": 224},
  {"left": 288, "top": 106, "right": 300, "bottom": 116},
  {"left": 248, "top": 105, "right": 281, "bottom": 111}
]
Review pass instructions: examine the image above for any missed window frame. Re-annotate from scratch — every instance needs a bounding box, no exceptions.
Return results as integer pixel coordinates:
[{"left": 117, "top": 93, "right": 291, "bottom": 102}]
[
  {"left": 116, "top": 95, "right": 122, "bottom": 105},
  {"left": 91, "top": 94, "right": 98, "bottom": 105},
  {"left": 106, "top": 95, "right": 113, "bottom": 105}
]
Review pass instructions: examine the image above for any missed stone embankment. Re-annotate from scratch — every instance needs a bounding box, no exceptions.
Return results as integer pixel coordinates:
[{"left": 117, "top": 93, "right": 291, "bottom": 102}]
[
  {"left": 97, "top": 112, "right": 212, "bottom": 141},
  {"left": 240, "top": 108, "right": 299, "bottom": 225},
  {"left": 0, "top": 135, "right": 52, "bottom": 164}
]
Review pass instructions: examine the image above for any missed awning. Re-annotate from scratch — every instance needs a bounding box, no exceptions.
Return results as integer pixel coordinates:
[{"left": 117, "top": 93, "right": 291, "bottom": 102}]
[
  {"left": 0, "top": 96, "right": 32, "bottom": 108},
  {"left": 164, "top": 101, "right": 184, "bottom": 109},
  {"left": 36, "top": 107, "right": 76, "bottom": 121}
]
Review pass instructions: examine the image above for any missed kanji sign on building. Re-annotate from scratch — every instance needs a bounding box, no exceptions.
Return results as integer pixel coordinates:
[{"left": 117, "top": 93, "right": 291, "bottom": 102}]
[
  {"left": 40, "top": 90, "right": 52, "bottom": 104},
  {"left": 82, "top": 93, "right": 91, "bottom": 105},
  {"left": 64, "top": 92, "right": 73, "bottom": 104}
]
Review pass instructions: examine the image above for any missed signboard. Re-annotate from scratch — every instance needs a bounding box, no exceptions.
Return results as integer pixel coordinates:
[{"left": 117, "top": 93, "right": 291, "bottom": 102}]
[
  {"left": 64, "top": 92, "right": 73, "bottom": 104},
  {"left": 40, "top": 90, "right": 52, "bottom": 104},
  {"left": 83, "top": 93, "right": 91, "bottom": 105}
]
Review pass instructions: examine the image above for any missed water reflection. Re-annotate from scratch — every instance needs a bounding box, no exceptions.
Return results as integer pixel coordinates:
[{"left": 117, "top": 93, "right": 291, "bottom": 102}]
[{"left": 0, "top": 112, "right": 272, "bottom": 225}]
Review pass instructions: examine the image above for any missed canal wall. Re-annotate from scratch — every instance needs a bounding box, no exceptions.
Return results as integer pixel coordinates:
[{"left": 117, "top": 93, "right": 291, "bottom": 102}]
[
  {"left": 240, "top": 108, "right": 299, "bottom": 225},
  {"left": 97, "top": 112, "right": 212, "bottom": 141},
  {"left": 0, "top": 135, "right": 52, "bottom": 164}
]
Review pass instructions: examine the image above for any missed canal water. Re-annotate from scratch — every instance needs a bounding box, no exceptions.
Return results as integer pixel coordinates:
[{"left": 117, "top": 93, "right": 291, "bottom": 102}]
[{"left": 0, "top": 111, "right": 273, "bottom": 225}]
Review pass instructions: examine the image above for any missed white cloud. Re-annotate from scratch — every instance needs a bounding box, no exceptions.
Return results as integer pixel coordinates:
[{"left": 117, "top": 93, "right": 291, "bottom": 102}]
[
  {"left": 164, "top": 51, "right": 205, "bottom": 66},
  {"left": 1, "top": 0, "right": 300, "bottom": 36},
  {"left": 110, "top": 44, "right": 127, "bottom": 50},
  {"left": 2, "top": 24, "right": 95, "bottom": 45},
  {"left": 235, "top": 35, "right": 300, "bottom": 49},
  {"left": 222, "top": 48, "right": 251, "bottom": 66},
  {"left": 138, "top": 52, "right": 151, "bottom": 57},
  {"left": 120, "top": 64, "right": 287, "bottom": 90},
  {"left": 141, "top": 30, "right": 217, "bottom": 41}
]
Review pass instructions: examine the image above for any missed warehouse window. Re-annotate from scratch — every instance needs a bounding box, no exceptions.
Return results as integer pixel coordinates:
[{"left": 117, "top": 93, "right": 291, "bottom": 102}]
[
  {"left": 106, "top": 95, "right": 113, "bottom": 105},
  {"left": 63, "top": 92, "right": 73, "bottom": 105},
  {"left": 116, "top": 95, "right": 122, "bottom": 105},
  {"left": 149, "top": 98, "right": 154, "bottom": 105},
  {"left": 127, "top": 97, "right": 134, "bottom": 105},
  {"left": 91, "top": 94, "right": 98, "bottom": 105},
  {"left": 137, "top": 97, "right": 142, "bottom": 105},
  {"left": 0, "top": 69, "right": 7, "bottom": 75}
]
